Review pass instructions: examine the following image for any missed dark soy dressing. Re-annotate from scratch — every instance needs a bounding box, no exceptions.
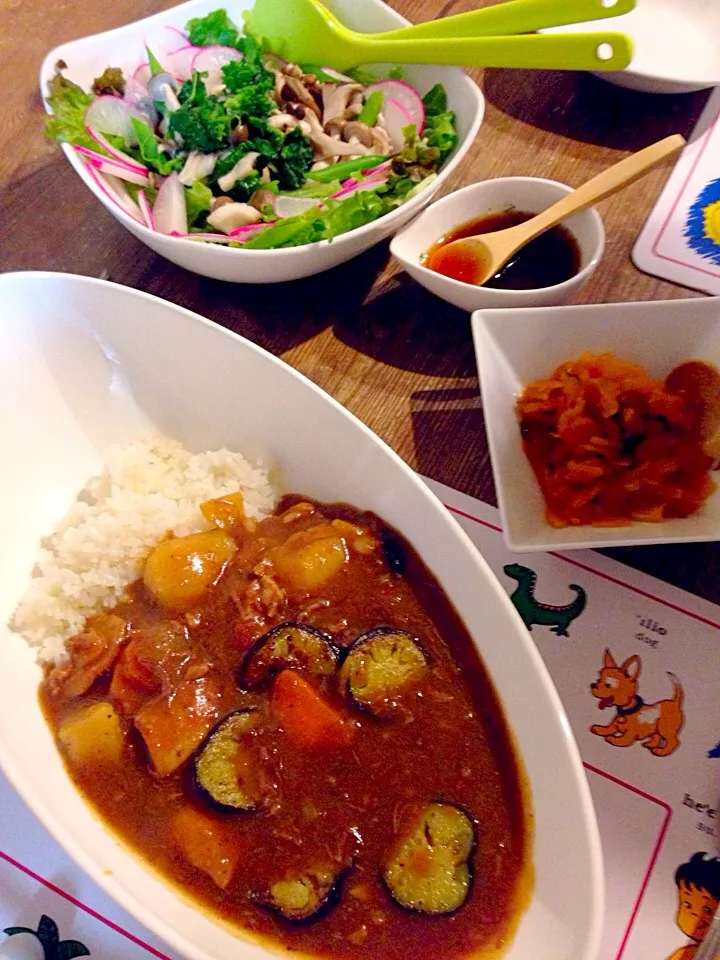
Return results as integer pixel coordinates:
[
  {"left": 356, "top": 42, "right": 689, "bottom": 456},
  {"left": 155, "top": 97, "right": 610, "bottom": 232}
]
[{"left": 423, "top": 209, "right": 581, "bottom": 289}]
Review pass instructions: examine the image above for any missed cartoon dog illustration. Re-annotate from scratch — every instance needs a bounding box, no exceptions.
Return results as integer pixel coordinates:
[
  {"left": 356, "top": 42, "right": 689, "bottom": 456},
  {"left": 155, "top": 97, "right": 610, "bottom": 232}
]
[
  {"left": 665, "top": 852, "right": 720, "bottom": 960},
  {"left": 589, "top": 649, "right": 684, "bottom": 757}
]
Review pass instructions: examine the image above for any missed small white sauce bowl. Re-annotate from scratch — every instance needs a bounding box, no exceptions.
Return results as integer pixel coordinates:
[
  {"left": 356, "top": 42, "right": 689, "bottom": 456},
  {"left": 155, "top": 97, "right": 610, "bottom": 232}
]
[{"left": 390, "top": 177, "right": 605, "bottom": 312}]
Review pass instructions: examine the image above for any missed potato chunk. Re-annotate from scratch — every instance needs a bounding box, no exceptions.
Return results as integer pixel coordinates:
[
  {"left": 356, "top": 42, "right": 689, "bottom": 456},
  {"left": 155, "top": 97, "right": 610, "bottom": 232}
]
[
  {"left": 58, "top": 701, "right": 125, "bottom": 767},
  {"left": 273, "top": 525, "right": 348, "bottom": 592},
  {"left": 143, "top": 530, "right": 237, "bottom": 610}
]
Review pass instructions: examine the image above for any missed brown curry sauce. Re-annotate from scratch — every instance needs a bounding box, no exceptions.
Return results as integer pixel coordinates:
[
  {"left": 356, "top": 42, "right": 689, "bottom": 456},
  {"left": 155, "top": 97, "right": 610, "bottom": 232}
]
[{"left": 41, "top": 496, "right": 531, "bottom": 960}]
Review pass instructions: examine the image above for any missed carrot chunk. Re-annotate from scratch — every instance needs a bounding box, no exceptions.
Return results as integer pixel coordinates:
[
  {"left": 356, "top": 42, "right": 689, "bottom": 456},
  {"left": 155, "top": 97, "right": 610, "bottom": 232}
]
[
  {"left": 271, "top": 670, "right": 354, "bottom": 751},
  {"left": 170, "top": 806, "right": 241, "bottom": 890}
]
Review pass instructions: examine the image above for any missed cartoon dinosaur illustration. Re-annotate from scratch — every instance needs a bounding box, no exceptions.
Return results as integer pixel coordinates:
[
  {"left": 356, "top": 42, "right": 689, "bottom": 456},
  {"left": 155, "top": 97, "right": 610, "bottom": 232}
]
[
  {"left": 708, "top": 741, "right": 720, "bottom": 759},
  {"left": 503, "top": 563, "right": 586, "bottom": 637},
  {"left": 3, "top": 915, "right": 90, "bottom": 960}
]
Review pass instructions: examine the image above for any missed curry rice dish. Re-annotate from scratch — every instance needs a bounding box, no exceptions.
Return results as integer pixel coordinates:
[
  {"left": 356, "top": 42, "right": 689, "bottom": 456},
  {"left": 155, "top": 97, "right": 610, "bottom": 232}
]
[{"left": 14, "top": 436, "right": 532, "bottom": 960}]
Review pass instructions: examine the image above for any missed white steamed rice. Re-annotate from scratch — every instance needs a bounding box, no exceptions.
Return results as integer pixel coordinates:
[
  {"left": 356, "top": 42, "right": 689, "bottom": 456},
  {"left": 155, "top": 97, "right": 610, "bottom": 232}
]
[{"left": 12, "top": 435, "right": 277, "bottom": 662}]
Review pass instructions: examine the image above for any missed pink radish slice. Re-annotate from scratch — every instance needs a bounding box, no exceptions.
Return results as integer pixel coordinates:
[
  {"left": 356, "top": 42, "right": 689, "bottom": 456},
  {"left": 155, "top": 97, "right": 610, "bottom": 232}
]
[
  {"left": 153, "top": 172, "right": 188, "bottom": 235},
  {"left": 380, "top": 97, "right": 413, "bottom": 153},
  {"left": 320, "top": 66, "right": 357, "bottom": 83},
  {"left": 181, "top": 233, "right": 237, "bottom": 243},
  {"left": 330, "top": 176, "right": 388, "bottom": 200},
  {"left": 229, "top": 222, "right": 273, "bottom": 238},
  {"left": 365, "top": 80, "right": 425, "bottom": 133},
  {"left": 138, "top": 189, "right": 156, "bottom": 230},
  {"left": 191, "top": 45, "right": 243, "bottom": 80},
  {"left": 362, "top": 159, "right": 391, "bottom": 176},
  {"left": 85, "top": 96, "right": 146, "bottom": 146},
  {"left": 164, "top": 24, "right": 189, "bottom": 47},
  {"left": 76, "top": 147, "right": 150, "bottom": 186},
  {"left": 164, "top": 43, "right": 199, "bottom": 80},
  {"left": 85, "top": 165, "right": 144, "bottom": 223},
  {"left": 133, "top": 62, "right": 152, "bottom": 86},
  {"left": 85, "top": 127, "right": 149, "bottom": 174}
]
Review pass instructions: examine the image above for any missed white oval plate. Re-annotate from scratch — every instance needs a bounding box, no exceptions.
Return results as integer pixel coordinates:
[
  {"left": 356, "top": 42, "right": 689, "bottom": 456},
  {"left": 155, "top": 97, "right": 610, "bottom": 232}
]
[{"left": 0, "top": 272, "right": 602, "bottom": 960}]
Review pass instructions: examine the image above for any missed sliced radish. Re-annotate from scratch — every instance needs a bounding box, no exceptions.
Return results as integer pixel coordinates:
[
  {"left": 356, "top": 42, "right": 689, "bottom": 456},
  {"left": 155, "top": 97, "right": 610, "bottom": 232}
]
[
  {"left": 164, "top": 43, "right": 199, "bottom": 80},
  {"left": 138, "top": 189, "right": 156, "bottom": 230},
  {"left": 320, "top": 66, "right": 357, "bottom": 83},
  {"left": 153, "top": 172, "right": 188, "bottom": 235},
  {"left": 228, "top": 222, "right": 273, "bottom": 238},
  {"left": 164, "top": 24, "right": 189, "bottom": 48},
  {"left": 330, "top": 176, "right": 388, "bottom": 200},
  {"left": 85, "top": 96, "right": 146, "bottom": 147},
  {"left": 362, "top": 159, "right": 392, "bottom": 176},
  {"left": 85, "top": 127, "right": 148, "bottom": 174},
  {"left": 365, "top": 80, "right": 425, "bottom": 134},
  {"left": 181, "top": 232, "right": 237, "bottom": 243},
  {"left": 380, "top": 97, "right": 413, "bottom": 153},
  {"left": 191, "top": 45, "right": 243, "bottom": 89},
  {"left": 275, "top": 195, "right": 323, "bottom": 218},
  {"left": 76, "top": 147, "right": 150, "bottom": 185},
  {"left": 133, "top": 62, "right": 152, "bottom": 86},
  {"left": 85, "top": 165, "right": 144, "bottom": 223}
]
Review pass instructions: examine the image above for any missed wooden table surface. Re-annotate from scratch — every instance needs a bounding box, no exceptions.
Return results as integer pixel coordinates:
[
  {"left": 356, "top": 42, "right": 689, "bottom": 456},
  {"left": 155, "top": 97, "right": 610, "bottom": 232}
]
[{"left": 2, "top": 0, "right": 719, "bottom": 602}]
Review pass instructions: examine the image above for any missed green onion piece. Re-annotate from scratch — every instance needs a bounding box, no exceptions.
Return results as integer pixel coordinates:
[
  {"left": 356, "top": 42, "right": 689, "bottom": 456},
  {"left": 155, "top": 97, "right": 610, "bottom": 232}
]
[
  {"left": 307, "top": 155, "right": 388, "bottom": 184},
  {"left": 146, "top": 45, "right": 165, "bottom": 77},
  {"left": 358, "top": 91, "right": 383, "bottom": 127}
]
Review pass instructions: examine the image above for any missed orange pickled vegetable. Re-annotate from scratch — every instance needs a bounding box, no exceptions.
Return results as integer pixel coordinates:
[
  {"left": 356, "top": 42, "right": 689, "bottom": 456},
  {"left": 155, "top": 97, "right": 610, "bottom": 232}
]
[{"left": 516, "top": 352, "right": 717, "bottom": 528}]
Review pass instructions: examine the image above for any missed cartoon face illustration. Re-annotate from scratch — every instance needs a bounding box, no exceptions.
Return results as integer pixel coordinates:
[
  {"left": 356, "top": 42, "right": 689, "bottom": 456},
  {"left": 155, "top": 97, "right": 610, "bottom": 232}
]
[{"left": 676, "top": 879, "right": 718, "bottom": 942}]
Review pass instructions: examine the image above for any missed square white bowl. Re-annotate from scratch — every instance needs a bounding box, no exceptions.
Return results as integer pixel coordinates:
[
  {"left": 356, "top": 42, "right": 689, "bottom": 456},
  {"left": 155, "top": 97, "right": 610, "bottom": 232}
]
[
  {"left": 472, "top": 297, "right": 720, "bottom": 552},
  {"left": 39, "top": 0, "right": 484, "bottom": 283}
]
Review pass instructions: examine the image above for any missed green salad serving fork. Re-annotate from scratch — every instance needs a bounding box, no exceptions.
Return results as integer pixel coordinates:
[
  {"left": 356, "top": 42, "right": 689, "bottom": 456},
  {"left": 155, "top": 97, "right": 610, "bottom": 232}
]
[{"left": 247, "top": 0, "right": 635, "bottom": 72}]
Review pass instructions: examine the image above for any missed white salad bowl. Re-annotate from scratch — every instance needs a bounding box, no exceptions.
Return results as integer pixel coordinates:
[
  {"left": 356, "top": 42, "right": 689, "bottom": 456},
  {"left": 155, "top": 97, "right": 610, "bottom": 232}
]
[
  {"left": 0, "top": 272, "right": 602, "bottom": 960},
  {"left": 39, "top": 0, "right": 484, "bottom": 283}
]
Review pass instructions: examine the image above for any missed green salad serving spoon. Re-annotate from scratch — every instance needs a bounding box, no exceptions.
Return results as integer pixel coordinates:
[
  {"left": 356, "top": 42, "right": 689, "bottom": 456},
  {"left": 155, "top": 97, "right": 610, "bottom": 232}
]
[{"left": 246, "top": 0, "right": 635, "bottom": 72}]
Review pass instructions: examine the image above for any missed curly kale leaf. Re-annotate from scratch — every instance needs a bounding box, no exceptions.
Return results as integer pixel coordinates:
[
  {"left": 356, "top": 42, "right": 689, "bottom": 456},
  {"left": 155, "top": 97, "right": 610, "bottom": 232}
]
[{"left": 185, "top": 9, "right": 242, "bottom": 48}]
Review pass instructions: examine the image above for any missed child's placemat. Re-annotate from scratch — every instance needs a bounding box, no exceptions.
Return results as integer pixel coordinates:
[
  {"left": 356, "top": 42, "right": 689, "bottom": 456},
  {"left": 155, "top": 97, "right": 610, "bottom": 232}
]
[
  {"left": 633, "top": 87, "right": 720, "bottom": 294},
  {"left": 2, "top": 482, "right": 719, "bottom": 960}
]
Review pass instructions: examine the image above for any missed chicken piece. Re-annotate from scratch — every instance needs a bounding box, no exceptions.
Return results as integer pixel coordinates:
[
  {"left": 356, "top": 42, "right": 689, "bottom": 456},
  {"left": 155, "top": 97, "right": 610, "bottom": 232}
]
[
  {"left": 110, "top": 620, "right": 192, "bottom": 716},
  {"left": 134, "top": 674, "right": 229, "bottom": 776},
  {"left": 48, "top": 614, "right": 127, "bottom": 698}
]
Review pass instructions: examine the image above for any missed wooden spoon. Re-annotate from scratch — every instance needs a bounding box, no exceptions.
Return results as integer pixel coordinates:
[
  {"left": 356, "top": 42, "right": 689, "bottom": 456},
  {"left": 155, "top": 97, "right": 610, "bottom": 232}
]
[{"left": 428, "top": 135, "right": 686, "bottom": 287}]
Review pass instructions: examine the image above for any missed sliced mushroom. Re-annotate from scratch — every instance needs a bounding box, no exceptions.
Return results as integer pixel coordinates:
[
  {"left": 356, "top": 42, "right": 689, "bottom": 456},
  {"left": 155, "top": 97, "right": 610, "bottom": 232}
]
[
  {"left": 304, "top": 111, "right": 371, "bottom": 159},
  {"left": 207, "top": 202, "right": 263, "bottom": 234},
  {"left": 230, "top": 123, "right": 249, "bottom": 145},
  {"left": 249, "top": 188, "right": 277, "bottom": 214},
  {"left": 321, "top": 82, "right": 363, "bottom": 126},
  {"left": 343, "top": 121, "right": 373, "bottom": 147},
  {"left": 217, "top": 151, "right": 260, "bottom": 193},
  {"left": 281, "top": 77, "right": 321, "bottom": 117},
  {"left": 370, "top": 127, "right": 391, "bottom": 155},
  {"left": 210, "top": 195, "right": 234, "bottom": 212},
  {"left": 324, "top": 117, "right": 346, "bottom": 138},
  {"left": 269, "top": 112, "right": 299, "bottom": 133},
  {"left": 179, "top": 150, "right": 219, "bottom": 186}
]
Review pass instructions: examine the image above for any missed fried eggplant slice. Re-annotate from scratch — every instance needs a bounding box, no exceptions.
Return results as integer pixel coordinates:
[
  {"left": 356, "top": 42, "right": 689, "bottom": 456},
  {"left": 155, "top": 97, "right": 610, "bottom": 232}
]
[
  {"left": 341, "top": 628, "right": 428, "bottom": 717},
  {"left": 194, "top": 709, "right": 271, "bottom": 813},
  {"left": 258, "top": 863, "right": 344, "bottom": 923},
  {"left": 383, "top": 802, "right": 475, "bottom": 915},
  {"left": 240, "top": 622, "right": 339, "bottom": 689}
]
